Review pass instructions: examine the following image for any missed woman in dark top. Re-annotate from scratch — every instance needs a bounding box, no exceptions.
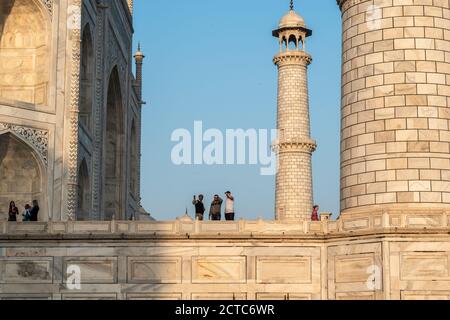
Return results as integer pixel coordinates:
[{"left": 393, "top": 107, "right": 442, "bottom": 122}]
[
  {"left": 8, "top": 201, "right": 19, "bottom": 222},
  {"left": 30, "top": 200, "right": 40, "bottom": 222}
]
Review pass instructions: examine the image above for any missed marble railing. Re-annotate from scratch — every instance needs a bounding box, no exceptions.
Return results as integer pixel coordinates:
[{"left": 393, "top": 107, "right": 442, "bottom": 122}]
[{"left": 0, "top": 209, "right": 449, "bottom": 237}]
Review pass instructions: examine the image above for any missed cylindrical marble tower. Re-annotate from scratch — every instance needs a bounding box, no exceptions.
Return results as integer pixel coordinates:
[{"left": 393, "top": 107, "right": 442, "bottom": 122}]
[
  {"left": 273, "top": 3, "right": 317, "bottom": 221},
  {"left": 338, "top": 0, "right": 450, "bottom": 213}
]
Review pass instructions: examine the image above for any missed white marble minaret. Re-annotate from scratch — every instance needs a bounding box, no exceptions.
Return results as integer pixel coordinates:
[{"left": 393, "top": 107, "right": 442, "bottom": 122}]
[{"left": 273, "top": 1, "right": 317, "bottom": 221}]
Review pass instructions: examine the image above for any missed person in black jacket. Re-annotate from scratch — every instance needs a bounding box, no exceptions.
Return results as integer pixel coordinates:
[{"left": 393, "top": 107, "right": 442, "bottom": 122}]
[
  {"left": 8, "top": 201, "right": 19, "bottom": 222},
  {"left": 29, "top": 200, "right": 40, "bottom": 222},
  {"left": 192, "top": 195, "right": 206, "bottom": 221}
]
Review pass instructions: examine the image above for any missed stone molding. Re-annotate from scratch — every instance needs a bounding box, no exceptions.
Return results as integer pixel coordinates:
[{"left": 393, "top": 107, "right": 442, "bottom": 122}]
[
  {"left": 274, "top": 51, "right": 312, "bottom": 67},
  {"left": 66, "top": 0, "right": 83, "bottom": 221},
  {"left": 0, "top": 122, "right": 49, "bottom": 165}
]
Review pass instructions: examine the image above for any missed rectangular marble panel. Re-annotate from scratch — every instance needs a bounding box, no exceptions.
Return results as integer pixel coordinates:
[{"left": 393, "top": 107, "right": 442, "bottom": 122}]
[
  {"left": 51, "top": 223, "right": 67, "bottom": 233},
  {"left": 136, "top": 222, "right": 175, "bottom": 233},
  {"left": 406, "top": 215, "right": 443, "bottom": 227},
  {"left": 62, "top": 293, "right": 117, "bottom": 300},
  {"left": 192, "top": 256, "right": 246, "bottom": 284},
  {"left": 256, "top": 256, "right": 312, "bottom": 284},
  {"left": 127, "top": 257, "right": 182, "bottom": 284},
  {"left": 6, "top": 223, "right": 48, "bottom": 233},
  {"left": 390, "top": 216, "right": 402, "bottom": 227},
  {"left": 309, "top": 222, "right": 323, "bottom": 232},
  {"left": 335, "top": 254, "right": 375, "bottom": 283},
  {"left": 200, "top": 222, "right": 240, "bottom": 233},
  {"left": 126, "top": 293, "right": 183, "bottom": 300},
  {"left": 335, "top": 292, "right": 376, "bottom": 300},
  {"left": 0, "top": 294, "right": 52, "bottom": 300},
  {"left": 72, "top": 222, "right": 111, "bottom": 233},
  {"left": 256, "top": 293, "right": 312, "bottom": 300},
  {"left": 63, "top": 257, "right": 117, "bottom": 284},
  {"left": 400, "top": 253, "right": 449, "bottom": 280},
  {"left": 0, "top": 257, "right": 53, "bottom": 284},
  {"left": 180, "top": 223, "right": 194, "bottom": 233},
  {"left": 191, "top": 293, "right": 247, "bottom": 300},
  {"left": 401, "top": 291, "right": 450, "bottom": 300},
  {"left": 342, "top": 217, "right": 370, "bottom": 230},
  {"left": 116, "top": 223, "right": 130, "bottom": 233}
]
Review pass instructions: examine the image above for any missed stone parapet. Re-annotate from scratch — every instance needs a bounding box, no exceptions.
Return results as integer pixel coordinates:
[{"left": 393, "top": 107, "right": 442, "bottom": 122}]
[{"left": 0, "top": 209, "right": 448, "bottom": 238}]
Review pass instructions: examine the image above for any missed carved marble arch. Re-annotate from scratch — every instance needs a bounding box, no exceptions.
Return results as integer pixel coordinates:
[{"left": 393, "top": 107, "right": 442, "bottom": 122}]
[
  {"left": 104, "top": 66, "right": 124, "bottom": 221},
  {"left": 80, "top": 24, "right": 94, "bottom": 132},
  {"left": 0, "top": 132, "right": 46, "bottom": 221},
  {"left": 0, "top": 0, "right": 51, "bottom": 106},
  {"left": 77, "top": 158, "right": 91, "bottom": 221}
]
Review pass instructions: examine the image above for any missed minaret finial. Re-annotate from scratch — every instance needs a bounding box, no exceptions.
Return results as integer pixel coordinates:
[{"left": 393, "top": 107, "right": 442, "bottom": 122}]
[{"left": 290, "top": 0, "right": 294, "bottom": 11}]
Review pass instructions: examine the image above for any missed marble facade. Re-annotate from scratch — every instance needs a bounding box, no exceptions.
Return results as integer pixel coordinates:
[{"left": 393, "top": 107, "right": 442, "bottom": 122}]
[
  {"left": 0, "top": 212, "right": 448, "bottom": 300},
  {"left": 0, "top": 0, "right": 144, "bottom": 221}
]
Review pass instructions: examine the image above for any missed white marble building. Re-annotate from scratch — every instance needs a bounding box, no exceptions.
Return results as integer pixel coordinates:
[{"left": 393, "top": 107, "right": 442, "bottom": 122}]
[{"left": 0, "top": 0, "right": 144, "bottom": 221}]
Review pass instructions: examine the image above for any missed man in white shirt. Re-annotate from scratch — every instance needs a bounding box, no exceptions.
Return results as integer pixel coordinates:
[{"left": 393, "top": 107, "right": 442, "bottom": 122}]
[{"left": 224, "top": 191, "right": 235, "bottom": 221}]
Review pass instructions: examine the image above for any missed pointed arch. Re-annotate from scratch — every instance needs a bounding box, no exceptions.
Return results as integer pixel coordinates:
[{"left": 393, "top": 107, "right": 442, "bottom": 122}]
[
  {"left": 77, "top": 158, "right": 91, "bottom": 221},
  {"left": 104, "top": 66, "right": 124, "bottom": 220},
  {"left": 79, "top": 23, "right": 94, "bottom": 132},
  {"left": 288, "top": 34, "right": 298, "bottom": 51},
  {"left": 0, "top": 132, "right": 46, "bottom": 221},
  {"left": 0, "top": 0, "right": 51, "bottom": 105}
]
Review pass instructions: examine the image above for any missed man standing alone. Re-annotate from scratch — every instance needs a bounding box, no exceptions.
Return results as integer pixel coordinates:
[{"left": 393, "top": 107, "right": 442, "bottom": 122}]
[
  {"left": 192, "top": 195, "right": 206, "bottom": 221},
  {"left": 224, "top": 191, "right": 235, "bottom": 221},
  {"left": 209, "top": 195, "right": 223, "bottom": 221}
]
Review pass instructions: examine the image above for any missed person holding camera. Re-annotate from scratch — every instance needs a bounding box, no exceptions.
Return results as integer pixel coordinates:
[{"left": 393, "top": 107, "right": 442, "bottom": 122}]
[
  {"left": 209, "top": 195, "right": 223, "bottom": 221},
  {"left": 192, "top": 194, "right": 206, "bottom": 221}
]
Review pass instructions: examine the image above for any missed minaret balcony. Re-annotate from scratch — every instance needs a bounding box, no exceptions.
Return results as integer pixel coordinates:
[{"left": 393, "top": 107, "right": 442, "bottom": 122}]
[
  {"left": 274, "top": 51, "right": 312, "bottom": 66},
  {"left": 272, "top": 137, "right": 317, "bottom": 154}
]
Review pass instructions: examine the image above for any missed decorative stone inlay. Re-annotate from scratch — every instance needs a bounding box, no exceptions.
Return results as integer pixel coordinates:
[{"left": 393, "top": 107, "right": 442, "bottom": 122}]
[
  {"left": 42, "top": 0, "right": 53, "bottom": 16},
  {"left": 66, "top": 0, "right": 82, "bottom": 221},
  {"left": 0, "top": 122, "right": 49, "bottom": 165}
]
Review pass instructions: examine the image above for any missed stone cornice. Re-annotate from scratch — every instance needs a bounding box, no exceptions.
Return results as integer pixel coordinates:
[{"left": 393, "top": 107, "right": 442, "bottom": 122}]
[
  {"left": 274, "top": 51, "right": 312, "bottom": 67},
  {"left": 336, "top": 0, "right": 366, "bottom": 12},
  {"left": 273, "top": 138, "right": 317, "bottom": 153}
]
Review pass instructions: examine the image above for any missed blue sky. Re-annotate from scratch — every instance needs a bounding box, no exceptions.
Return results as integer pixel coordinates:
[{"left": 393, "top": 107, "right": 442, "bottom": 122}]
[{"left": 133, "top": 0, "right": 342, "bottom": 220}]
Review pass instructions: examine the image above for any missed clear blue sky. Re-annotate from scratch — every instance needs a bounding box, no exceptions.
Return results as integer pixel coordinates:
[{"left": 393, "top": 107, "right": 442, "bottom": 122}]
[{"left": 133, "top": 0, "right": 342, "bottom": 220}]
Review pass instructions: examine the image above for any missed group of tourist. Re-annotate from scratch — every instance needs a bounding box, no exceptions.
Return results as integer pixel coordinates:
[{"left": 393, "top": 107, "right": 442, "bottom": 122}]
[
  {"left": 192, "top": 191, "right": 235, "bottom": 221},
  {"left": 7, "top": 200, "right": 40, "bottom": 222}
]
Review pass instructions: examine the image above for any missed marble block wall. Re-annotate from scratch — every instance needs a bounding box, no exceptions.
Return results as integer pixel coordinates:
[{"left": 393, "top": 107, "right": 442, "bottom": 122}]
[{"left": 338, "top": 0, "right": 450, "bottom": 213}]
